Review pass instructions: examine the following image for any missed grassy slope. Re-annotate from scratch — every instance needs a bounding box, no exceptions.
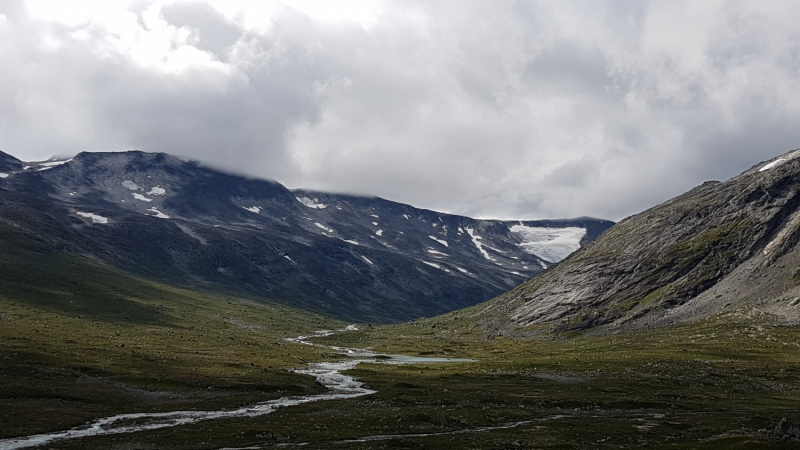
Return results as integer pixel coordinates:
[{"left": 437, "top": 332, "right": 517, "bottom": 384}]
[{"left": 0, "top": 229, "right": 347, "bottom": 441}]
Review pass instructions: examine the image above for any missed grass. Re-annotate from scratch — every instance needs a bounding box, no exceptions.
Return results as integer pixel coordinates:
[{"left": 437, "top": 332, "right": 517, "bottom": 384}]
[
  {"left": 4, "top": 231, "right": 800, "bottom": 448},
  {"left": 0, "top": 237, "right": 346, "bottom": 440},
  {"left": 280, "top": 314, "right": 800, "bottom": 449},
  {"left": 15, "top": 309, "right": 800, "bottom": 449}
]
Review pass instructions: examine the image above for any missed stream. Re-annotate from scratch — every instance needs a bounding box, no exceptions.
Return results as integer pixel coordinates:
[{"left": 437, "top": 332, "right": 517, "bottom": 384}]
[{"left": 0, "top": 326, "right": 474, "bottom": 450}]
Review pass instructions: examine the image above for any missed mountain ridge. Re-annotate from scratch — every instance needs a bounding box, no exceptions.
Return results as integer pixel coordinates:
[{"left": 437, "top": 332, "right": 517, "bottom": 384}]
[
  {"left": 461, "top": 147, "right": 800, "bottom": 335},
  {"left": 0, "top": 149, "right": 613, "bottom": 323}
]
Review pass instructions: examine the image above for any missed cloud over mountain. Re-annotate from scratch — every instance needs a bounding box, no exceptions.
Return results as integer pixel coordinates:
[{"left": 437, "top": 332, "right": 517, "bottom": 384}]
[{"left": 2, "top": 0, "right": 800, "bottom": 221}]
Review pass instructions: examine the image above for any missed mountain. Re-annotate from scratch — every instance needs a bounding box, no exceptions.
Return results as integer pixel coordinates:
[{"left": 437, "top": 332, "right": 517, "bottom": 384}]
[
  {"left": 0, "top": 150, "right": 612, "bottom": 323},
  {"left": 468, "top": 148, "right": 800, "bottom": 334}
]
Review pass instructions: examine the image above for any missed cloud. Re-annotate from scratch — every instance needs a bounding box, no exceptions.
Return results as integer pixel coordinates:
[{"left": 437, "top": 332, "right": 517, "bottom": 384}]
[{"left": 2, "top": 0, "right": 800, "bottom": 221}]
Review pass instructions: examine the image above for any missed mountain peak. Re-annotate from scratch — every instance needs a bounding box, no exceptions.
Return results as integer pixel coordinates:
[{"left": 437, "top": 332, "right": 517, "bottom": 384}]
[{"left": 0, "top": 149, "right": 23, "bottom": 173}]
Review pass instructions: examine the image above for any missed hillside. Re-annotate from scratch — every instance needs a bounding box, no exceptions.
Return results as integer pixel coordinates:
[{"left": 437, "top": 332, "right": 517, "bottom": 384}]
[
  {"left": 0, "top": 149, "right": 612, "bottom": 323},
  {"left": 4, "top": 150, "right": 800, "bottom": 449},
  {"left": 460, "top": 148, "right": 800, "bottom": 334}
]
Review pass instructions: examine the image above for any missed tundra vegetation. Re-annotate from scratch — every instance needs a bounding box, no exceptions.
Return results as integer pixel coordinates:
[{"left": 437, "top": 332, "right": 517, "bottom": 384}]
[
  {"left": 2, "top": 245, "right": 800, "bottom": 449},
  {"left": 3, "top": 159, "right": 800, "bottom": 448}
]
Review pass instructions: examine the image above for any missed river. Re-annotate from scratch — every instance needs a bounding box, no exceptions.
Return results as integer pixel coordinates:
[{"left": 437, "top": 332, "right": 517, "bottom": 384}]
[{"left": 0, "top": 326, "right": 474, "bottom": 450}]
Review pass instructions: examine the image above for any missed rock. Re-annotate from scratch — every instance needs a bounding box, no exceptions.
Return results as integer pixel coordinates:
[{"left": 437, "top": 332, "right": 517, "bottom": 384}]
[
  {"left": 476, "top": 148, "right": 800, "bottom": 332},
  {"left": 768, "top": 418, "right": 800, "bottom": 442}
]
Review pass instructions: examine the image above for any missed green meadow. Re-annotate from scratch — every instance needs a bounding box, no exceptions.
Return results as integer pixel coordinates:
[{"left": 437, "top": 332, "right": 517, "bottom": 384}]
[{"left": 3, "top": 235, "right": 800, "bottom": 448}]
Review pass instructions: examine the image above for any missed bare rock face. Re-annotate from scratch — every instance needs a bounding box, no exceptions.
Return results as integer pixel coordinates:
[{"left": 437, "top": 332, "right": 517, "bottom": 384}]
[{"left": 481, "top": 148, "right": 800, "bottom": 332}]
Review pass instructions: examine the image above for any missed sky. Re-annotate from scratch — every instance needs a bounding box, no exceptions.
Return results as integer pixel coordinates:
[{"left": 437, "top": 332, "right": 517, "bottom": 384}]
[{"left": 2, "top": 0, "right": 800, "bottom": 221}]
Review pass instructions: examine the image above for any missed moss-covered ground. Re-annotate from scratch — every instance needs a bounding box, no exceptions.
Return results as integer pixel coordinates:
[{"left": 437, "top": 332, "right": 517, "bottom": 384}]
[
  {"left": 0, "top": 245, "right": 345, "bottom": 444},
  {"left": 297, "top": 315, "right": 800, "bottom": 449},
  {"left": 3, "top": 244, "right": 800, "bottom": 448}
]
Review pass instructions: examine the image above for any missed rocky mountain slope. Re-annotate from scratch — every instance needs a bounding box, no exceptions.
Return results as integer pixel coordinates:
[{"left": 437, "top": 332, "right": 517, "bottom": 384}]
[
  {"left": 0, "top": 150, "right": 612, "bottom": 323},
  {"left": 471, "top": 148, "right": 800, "bottom": 333}
]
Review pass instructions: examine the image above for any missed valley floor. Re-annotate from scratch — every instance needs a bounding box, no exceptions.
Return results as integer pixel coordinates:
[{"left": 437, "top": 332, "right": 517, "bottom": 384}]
[
  {"left": 2, "top": 248, "right": 800, "bottom": 448},
  {"left": 4, "top": 293, "right": 800, "bottom": 449},
  {"left": 306, "top": 314, "right": 800, "bottom": 449}
]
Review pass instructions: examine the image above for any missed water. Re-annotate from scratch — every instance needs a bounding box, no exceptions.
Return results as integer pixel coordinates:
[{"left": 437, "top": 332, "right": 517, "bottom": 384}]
[
  {"left": 0, "top": 326, "right": 474, "bottom": 449},
  {"left": 284, "top": 328, "right": 475, "bottom": 364}
]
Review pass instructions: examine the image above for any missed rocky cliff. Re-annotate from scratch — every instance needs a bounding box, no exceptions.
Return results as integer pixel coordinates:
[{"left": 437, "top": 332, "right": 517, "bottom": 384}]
[{"left": 476, "top": 148, "right": 800, "bottom": 333}]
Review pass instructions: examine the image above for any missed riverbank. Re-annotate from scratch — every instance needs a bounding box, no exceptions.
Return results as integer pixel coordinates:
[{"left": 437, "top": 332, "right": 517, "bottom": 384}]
[{"left": 1, "top": 325, "right": 476, "bottom": 449}]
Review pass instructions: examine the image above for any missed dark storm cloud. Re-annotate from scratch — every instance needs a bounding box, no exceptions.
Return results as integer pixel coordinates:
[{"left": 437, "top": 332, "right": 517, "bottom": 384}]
[{"left": 2, "top": 0, "right": 800, "bottom": 221}]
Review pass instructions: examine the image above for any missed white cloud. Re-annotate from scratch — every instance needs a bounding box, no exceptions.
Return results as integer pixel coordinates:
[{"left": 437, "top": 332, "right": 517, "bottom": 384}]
[{"left": 3, "top": 0, "right": 800, "bottom": 221}]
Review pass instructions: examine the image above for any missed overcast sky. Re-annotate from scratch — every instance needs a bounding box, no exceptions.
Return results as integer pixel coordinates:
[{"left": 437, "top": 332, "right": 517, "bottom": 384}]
[{"left": 2, "top": 0, "right": 800, "bottom": 221}]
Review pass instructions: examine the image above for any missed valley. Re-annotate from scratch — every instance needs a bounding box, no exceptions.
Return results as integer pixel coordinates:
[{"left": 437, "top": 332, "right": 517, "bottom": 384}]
[
  {"left": 4, "top": 289, "right": 800, "bottom": 448},
  {"left": 4, "top": 149, "right": 800, "bottom": 448},
  {"left": 4, "top": 2, "right": 800, "bottom": 448}
]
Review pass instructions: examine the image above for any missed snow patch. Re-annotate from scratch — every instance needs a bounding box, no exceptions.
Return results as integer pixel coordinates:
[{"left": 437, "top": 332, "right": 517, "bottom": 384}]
[
  {"left": 465, "top": 228, "right": 495, "bottom": 261},
  {"left": 510, "top": 225, "right": 586, "bottom": 263},
  {"left": 361, "top": 256, "right": 373, "bottom": 265},
  {"left": 510, "top": 271, "right": 523, "bottom": 276},
  {"left": 0, "top": 173, "right": 7, "bottom": 178},
  {"left": 147, "top": 208, "right": 170, "bottom": 219},
  {"left": 422, "top": 261, "right": 440, "bottom": 269},
  {"left": 122, "top": 180, "right": 140, "bottom": 191},
  {"left": 760, "top": 158, "right": 787, "bottom": 172},
  {"left": 759, "top": 150, "right": 800, "bottom": 172},
  {"left": 284, "top": 255, "right": 294, "bottom": 262},
  {"left": 132, "top": 193, "right": 152, "bottom": 202},
  {"left": 296, "top": 197, "right": 327, "bottom": 209},
  {"left": 375, "top": 229, "right": 383, "bottom": 236},
  {"left": 428, "top": 236, "right": 448, "bottom": 247},
  {"left": 243, "top": 206, "right": 262, "bottom": 213},
  {"left": 403, "top": 214, "right": 410, "bottom": 220},
  {"left": 342, "top": 239, "right": 359, "bottom": 245},
  {"left": 76, "top": 211, "right": 109, "bottom": 224},
  {"left": 372, "top": 222, "right": 378, "bottom": 226},
  {"left": 456, "top": 267, "right": 470, "bottom": 275},
  {"left": 428, "top": 249, "right": 448, "bottom": 256},
  {"left": 147, "top": 187, "right": 166, "bottom": 195},
  {"left": 370, "top": 214, "right": 379, "bottom": 218},
  {"left": 315, "top": 223, "right": 334, "bottom": 233},
  {"left": 40, "top": 159, "right": 72, "bottom": 167}
]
